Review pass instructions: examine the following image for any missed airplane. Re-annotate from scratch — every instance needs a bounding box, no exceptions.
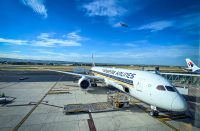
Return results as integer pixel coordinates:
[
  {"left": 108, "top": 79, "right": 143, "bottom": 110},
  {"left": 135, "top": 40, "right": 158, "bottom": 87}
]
[
  {"left": 47, "top": 58, "right": 188, "bottom": 116},
  {"left": 0, "top": 96, "right": 14, "bottom": 104},
  {"left": 0, "top": 97, "right": 8, "bottom": 104},
  {"left": 119, "top": 22, "right": 128, "bottom": 27},
  {"left": 185, "top": 58, "right": 200, "bottom": 73}
]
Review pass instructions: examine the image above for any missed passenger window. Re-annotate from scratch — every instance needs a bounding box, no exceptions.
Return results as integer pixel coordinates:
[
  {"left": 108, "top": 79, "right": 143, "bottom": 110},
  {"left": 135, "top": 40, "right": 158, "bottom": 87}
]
[
  {"left": 156, "top": 85, "right": 166, "bottom": 91},
  {"left": 165, "top": 86, "right": 176, "bottom": 92}
]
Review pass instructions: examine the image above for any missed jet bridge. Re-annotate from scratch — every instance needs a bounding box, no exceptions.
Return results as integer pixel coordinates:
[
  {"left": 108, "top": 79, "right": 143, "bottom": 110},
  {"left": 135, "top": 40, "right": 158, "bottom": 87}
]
[
  {"left": 160, "top": 73, "right": 200, "bottom": 128},
  {"left": 160, "top": 73, "right": 200, "bottom": 88}
]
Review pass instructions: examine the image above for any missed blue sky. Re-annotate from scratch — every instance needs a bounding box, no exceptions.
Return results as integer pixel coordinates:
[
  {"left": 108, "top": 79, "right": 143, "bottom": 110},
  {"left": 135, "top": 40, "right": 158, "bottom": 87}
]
[{"left": 0, "top": 0, "right": 199, "bottom": 66}]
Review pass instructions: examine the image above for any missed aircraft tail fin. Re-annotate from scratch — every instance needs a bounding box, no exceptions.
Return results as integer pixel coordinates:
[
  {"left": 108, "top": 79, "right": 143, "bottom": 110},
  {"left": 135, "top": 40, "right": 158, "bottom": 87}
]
[
  {"left": 92, "top": 54, "right": 95, "bottom": 67},
  {"left": 185, "top": 58, "right": 199, "bottom": 72}
]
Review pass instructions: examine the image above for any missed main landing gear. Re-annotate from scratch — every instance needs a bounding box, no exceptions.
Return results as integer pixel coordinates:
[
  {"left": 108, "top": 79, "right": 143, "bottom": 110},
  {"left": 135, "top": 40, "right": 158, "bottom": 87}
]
[
  {"left": 91, "top": 83, "right": 97, "bottom": 87},
  {"left": 149, "top": 105, "right": 159, "bottom": 117}
]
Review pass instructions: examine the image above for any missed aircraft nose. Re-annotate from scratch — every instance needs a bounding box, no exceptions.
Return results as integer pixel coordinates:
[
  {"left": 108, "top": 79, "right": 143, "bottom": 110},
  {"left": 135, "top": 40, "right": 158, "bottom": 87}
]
[{"left": 171, "top": 95, "right": 187, "bottom": 111}]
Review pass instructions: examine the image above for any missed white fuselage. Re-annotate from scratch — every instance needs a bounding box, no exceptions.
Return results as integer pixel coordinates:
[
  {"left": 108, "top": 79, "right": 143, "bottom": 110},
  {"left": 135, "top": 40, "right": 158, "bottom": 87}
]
[{"left": 91, "top": 66, "right": 187, "bottom": 112}]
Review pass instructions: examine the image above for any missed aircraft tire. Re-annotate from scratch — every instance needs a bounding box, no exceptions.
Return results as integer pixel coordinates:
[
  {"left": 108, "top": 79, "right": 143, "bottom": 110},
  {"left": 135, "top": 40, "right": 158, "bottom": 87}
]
[
  {"left": 92, "top": 83, "right": 97, "bottom": 87},
  {"left": 149, "top": 111, "right": 159, "bottom": 117}
]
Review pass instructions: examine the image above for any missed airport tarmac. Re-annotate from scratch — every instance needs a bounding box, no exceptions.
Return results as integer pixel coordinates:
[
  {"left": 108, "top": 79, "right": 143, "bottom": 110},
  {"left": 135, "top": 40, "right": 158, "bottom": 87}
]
[{"left": 0, "top": 70, "right": 199, "bottom": 131}]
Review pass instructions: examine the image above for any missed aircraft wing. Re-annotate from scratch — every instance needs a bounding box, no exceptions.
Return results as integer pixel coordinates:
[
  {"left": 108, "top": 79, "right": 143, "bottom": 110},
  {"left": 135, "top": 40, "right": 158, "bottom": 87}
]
[
  {"left": 182, "top": 68, "right": 192, "bottom": 71},
  {"left": 47, "top": 69, "right": 104, "bottom": 80}
]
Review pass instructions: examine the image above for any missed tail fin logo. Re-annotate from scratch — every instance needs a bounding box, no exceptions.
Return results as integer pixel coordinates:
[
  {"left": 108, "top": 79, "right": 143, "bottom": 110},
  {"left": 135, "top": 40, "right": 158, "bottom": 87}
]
[{"left": 188, "top": 61, "right": 193, "bottom": 67}]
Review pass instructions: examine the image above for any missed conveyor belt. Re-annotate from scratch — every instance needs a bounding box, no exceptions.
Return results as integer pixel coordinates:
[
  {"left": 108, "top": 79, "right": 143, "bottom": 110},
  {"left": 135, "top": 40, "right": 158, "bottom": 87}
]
[{"left": 63, "top": 102, "right": 115, "bottom": 114}]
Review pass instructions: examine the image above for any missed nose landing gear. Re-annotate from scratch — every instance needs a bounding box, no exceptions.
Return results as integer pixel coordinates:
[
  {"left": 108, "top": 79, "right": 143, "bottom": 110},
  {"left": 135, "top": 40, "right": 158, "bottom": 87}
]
[{"left": 149, "top": 105, "right": 159, "bottom": 117}]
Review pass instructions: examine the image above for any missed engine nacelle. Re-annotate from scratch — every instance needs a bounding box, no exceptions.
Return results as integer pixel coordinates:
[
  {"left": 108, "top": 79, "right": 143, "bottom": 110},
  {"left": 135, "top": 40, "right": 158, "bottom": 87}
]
[{"left": 78, "top": 77, "right": 91, "bottom": 90}]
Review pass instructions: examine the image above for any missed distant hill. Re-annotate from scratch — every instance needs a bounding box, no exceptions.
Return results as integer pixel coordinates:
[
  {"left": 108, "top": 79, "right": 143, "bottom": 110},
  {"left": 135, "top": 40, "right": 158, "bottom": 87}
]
[
  {"left": 0, "top": 57, "right": 116, "bottom": 66},
  {"left": 0, "top": 57, "right": 130, "bottom": 66},
  {"left": 0, "top": 57, "right": 182, "bottom": 67},
  {"left": 0, "top": 57, "right": 73, "bottom": 64}
]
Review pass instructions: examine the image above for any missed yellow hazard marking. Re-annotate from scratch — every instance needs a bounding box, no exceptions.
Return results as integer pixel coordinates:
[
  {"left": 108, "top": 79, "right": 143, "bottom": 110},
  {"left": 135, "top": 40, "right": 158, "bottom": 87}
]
[
  {"left": 181, "top": 123, "right": 192, "bottom": 131},
  {"left": 158, "top": 114, "right": 190, "bottom": 121}
]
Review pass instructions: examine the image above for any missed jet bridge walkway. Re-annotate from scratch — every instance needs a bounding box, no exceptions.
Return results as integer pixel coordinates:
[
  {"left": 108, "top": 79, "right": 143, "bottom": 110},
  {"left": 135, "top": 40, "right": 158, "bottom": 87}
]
[{"left": 160, "top": 73, "right": 200, "bottom": 88}]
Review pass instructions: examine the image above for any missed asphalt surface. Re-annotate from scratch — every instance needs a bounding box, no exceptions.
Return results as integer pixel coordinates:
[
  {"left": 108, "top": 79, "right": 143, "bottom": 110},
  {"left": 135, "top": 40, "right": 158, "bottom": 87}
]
[
  {"left": 0, "top": 70, "right": 199, "bottom": 131},
  {"left": 0, "top": 70, "right": 77, "bottom": 82}
]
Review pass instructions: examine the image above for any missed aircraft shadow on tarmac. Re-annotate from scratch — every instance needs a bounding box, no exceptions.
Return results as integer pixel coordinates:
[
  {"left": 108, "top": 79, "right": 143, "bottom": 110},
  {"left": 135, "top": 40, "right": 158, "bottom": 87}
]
[{"left": 87, "top": 86, "right": 118, "bottom": 95}]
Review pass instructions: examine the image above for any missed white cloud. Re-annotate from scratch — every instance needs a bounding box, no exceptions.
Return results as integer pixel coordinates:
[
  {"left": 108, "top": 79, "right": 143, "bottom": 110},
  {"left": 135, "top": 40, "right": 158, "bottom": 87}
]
[
  {"left": 0, "top": 51, "right": 90, "bottom": 61},
  {"left": 66, "top": 32, "right": 87, "bottom": 41},
  {"left": 95, "top": 44, "right": 198, "bottom": 59},
  {"left": 34, "top": 39, "right": 81, "bottom": 47},
  {"left": 33, "top": 33, "right": 81, "bottom": 47},
  {"left": 135, "top": 13, "right": 200, "bottom": 34},
  {"left": 112, "top": 40, "right": 149, "bottom": 47},
  {"left": 0, "top": 32, "right": 87, "bottom": 47},
  {"left": 113, "top": 22, "right": 121, "bottom": 27},
  {"left": 174, "top": 13, "right": 200, "bottom": 34},
  {"left": 21, "top": 0, "right": 48, "bottom": 18},
  {"left": 0, "top": 43, "right": 197, "bottom": 65},
  {"left": 37, "top": 32, "right": 55, "bottom": 39},
  {"left": 83, "top": 0, "right": 127, "bottom": 17},
  {"left": 0, "top": 38, "right": 27, "bottom": 45},
  {"left": 12, "top": 51, "right": 21, "bottom": 53},
  {"left": 136, "top": 20, "right": 174, "bottom": 32},
  {"left": 125, "top": 40, "right": 149, "bottom": 47}
]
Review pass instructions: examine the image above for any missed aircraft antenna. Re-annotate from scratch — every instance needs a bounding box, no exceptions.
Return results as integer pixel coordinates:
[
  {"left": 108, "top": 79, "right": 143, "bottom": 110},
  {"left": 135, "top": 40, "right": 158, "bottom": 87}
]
[{"left": 92, "top": 53, "right": 95, "bottom": 67}]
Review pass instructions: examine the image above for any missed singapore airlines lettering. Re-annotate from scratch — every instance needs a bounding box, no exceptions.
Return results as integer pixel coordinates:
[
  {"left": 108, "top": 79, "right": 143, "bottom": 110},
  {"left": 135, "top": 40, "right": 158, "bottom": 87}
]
[{"left": 102, "top": 69, "right": 135, "bottom": 79}]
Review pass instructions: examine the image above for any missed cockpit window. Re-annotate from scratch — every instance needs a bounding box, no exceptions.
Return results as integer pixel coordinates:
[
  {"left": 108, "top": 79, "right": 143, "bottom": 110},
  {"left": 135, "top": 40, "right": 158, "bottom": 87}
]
[
  {"left": 165, "top": 86, "right": 176, "bottom": 92},
  {"left": 156, "top": 85, "right": 166, "bottom": 91}
]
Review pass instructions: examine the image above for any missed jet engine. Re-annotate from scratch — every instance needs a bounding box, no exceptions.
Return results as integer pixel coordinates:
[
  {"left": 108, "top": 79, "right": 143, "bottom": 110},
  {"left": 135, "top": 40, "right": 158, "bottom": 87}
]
[{"left": 78, "top": 77, "right": 91, "bottom": 90}]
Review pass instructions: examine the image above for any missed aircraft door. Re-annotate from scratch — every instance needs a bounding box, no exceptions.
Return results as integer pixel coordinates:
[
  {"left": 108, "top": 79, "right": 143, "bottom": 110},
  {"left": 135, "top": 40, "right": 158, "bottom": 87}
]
[
  {"left": 136, "top": 82, "right": 143, "bottom": 91},
  {"left": 136, "top": 78, "right": 145, "bottom": 91}
]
